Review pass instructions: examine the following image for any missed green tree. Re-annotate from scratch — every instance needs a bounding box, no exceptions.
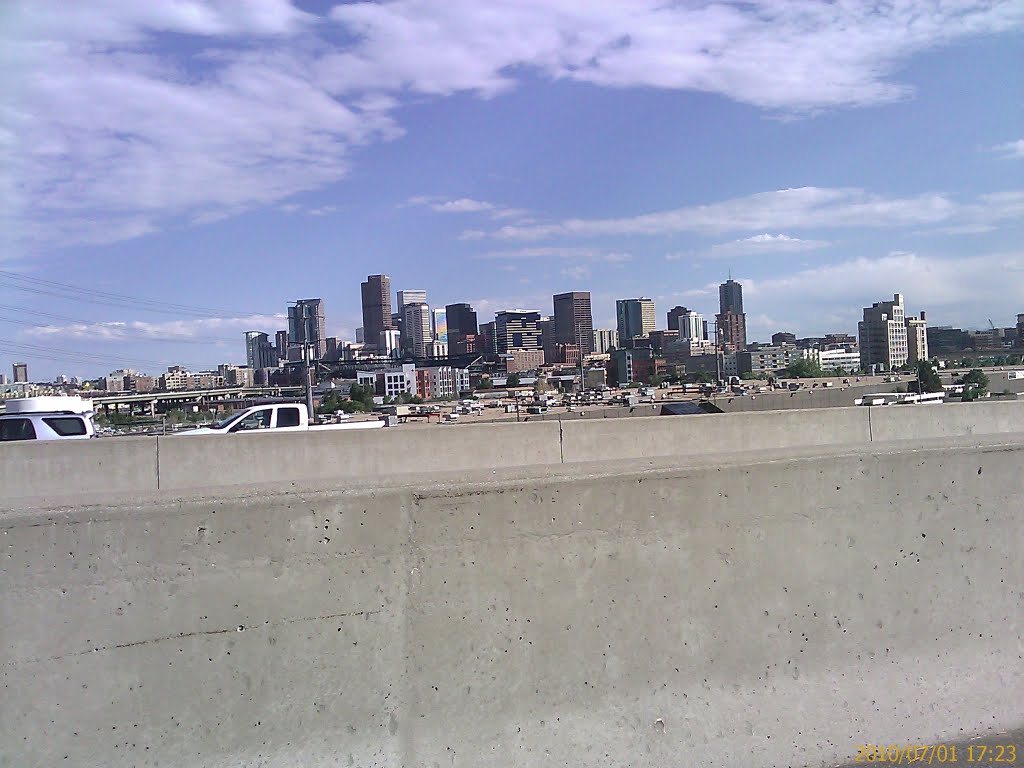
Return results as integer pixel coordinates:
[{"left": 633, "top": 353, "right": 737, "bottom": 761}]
[
  {"left": 348, "top": 383, "right": 376, "bottom": 407},
  {"left": 740, "top": 371, "right": 757, "bottom": 380},
  {"left": 335, "top": 400, "right": 360, "bottom": 414},
  {"left": 506, "top": 373, "right": 521, "bottom": 387},
  {"left": 961, "top": 369, "right": 989, "bottom": 396},
  {"left": 317, "top": 390, "right": 341, "bottom": 414},
  {"left": 476, "top": 377, "right": 494, "bottom": 390},
  {"left": 784, "top": 358, "right": 824, "bottom": 378},
  {"left": 691, "top": 370, "right": 714, "bottom": 383},
  {"left": 912, "top": 360, "right": 944, "bottom": 393}
]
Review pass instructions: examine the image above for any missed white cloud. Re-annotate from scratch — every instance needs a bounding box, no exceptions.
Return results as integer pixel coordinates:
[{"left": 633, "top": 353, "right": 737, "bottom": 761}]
[
  {"left": 406, "top": 195, "right": 493, "bottom": 213},
  {"left": 993, "top": 138, "right": 1024, "bottom": 159},
  {"left": 405, "top": 195, "right": 531, "bottom": 220},
  {"left": 430, "top": 198, "right": 495, "bottom": 213},
  {"left": 707, "top": 233, "right": 831, "bottom": 258},
  {"left": 325, "top": 1, "right": 1024, "bottom": 110},
  {"left": 22, "top": 313, "right": 285, "bottom": 342},
  {"left": 488, "top": 187, "right": 1022, "bottom": 240},
  {"left": 475, "top": 246, "right": 633, "bottom": 263},
  {"left": 4, "top": 1, "right": 1022, "bottom": 247},
  {"left": 560, "top": 265, "right": 591, "bottom": 281},
  {"left": 741, "top": 250, "right": 1024, "bottom": 338},
  {"left": 5, "top": 0, "right": 313, "bottom": 42},
  {"left": 307, "top": 205, "right": 339, "bottom": 216}
]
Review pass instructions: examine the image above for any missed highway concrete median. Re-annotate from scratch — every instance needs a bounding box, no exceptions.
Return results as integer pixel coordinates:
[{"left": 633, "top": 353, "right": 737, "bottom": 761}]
[{"left": 1, "top": 436, "right": 1021, "bottom": 767}]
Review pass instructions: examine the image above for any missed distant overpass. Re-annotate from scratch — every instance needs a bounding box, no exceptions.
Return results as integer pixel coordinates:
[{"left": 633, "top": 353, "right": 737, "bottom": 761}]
[{"left": 89, "top": 385, "right": 304, "bottom": 414}]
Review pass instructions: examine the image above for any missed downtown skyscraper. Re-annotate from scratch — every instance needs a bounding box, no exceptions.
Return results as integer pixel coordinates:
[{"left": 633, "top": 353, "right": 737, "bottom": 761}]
[
  {"left": 616, "top": 297, "right": 656, "bottom": 342},
  {"left": 288, "top": 298, "right": 327, "bottom": 360},
  {"left": 552, "top": 291, "right": 594, "bottom": 355},
  {"left": 716, "top": 279, "right": 747, "bottom": 349},
  {"left": 360, "top": 275, "right": 393, "bottom": 351}
]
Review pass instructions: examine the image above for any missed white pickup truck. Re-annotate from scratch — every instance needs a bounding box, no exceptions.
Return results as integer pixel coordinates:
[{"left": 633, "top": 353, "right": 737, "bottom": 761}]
[{"left": 178, "top": 403, "right": 385, "bottom": 435}]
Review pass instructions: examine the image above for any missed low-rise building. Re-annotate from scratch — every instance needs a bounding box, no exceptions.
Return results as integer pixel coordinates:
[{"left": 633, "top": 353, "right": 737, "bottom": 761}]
[
  {"left": 858, "top": 293, "right": 909, "bottom": 372},
  {"left": 906, "top": 311, "right": 928, "bottom": 364},
  {"left": 125, "top": 373, "right": 157, "bottom": 393},
  {"left": 647, "top": 330, "right": 680, "bottom": 355},
  {"left": 664, "top": 338, "right": 715, "bottom": 364},
  {"left": 814, "top": 347, "right": 862, "bottom": 373},
  {"left": 609, "top": 347, "right": 667, "bottom": 385},
  {"left": 415, "top": 366, "right": 456, "bottom": 400},
  {"left": 357, "top": 364, "right": 415, "bottom": 399},
  {"left": 684, "top": 352, "right": 738, "bottom": 379},
  {"left": 160, "top": 366, "right": 193, "bottom": 391},
  {"left": 216, "top": 364, "right": 253, "bottom": 387},
  {"left": 503, "top": 348, "right": 545, "bottom": 373},
  {"left": 738, "top": 345, "right": 799, "bottom": 376}
]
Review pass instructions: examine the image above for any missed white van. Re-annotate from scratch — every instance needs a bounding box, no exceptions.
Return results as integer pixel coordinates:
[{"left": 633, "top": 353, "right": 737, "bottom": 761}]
[{"left": 0, "top": 396, "right": 97, "bottom": 442}]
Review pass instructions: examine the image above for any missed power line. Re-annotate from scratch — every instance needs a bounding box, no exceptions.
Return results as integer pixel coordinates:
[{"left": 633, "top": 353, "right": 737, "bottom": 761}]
[
  {"left": 0, "top": 269, "right": 266, "bottom": 318},
  {"left": 0, "top": 305, "right": 241, "bottom": 346},
  {"left": 0, "top": 339, "right": 195, "bottom": 370}
]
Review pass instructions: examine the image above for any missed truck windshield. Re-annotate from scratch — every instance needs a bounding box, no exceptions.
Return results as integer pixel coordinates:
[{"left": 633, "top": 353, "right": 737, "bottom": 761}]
[{"left": 208, "top": 414, "right": 238, "bottom": 430}]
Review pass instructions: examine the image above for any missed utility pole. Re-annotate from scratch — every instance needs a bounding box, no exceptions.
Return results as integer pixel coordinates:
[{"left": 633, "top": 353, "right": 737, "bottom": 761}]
[
  {"left": 304, "top": 338, "right": 315, "bottom": 422},
  {"left": 293, "top": 301, "right": 316, "bottom": 421},
  {"left": 577, "top": 322, "right": 586, "bottom": 393},
  {"left": 714, "top": 320, "right": 722, "bottom": 386}
]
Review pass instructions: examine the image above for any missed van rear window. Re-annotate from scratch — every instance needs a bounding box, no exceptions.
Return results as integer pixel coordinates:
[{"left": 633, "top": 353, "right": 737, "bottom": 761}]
[
  {"left": 0, "top": 418, "right": 37, "bottom": 441},
  {"left": 43, "top": 417, "right": 87, "bottom": 436}
]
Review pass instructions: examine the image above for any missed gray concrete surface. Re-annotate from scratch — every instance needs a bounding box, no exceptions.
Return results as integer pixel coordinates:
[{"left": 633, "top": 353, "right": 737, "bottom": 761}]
[
  {"left": 155, "top": 418, "right": 564, "bottom": 491},
  {"left": 2, "top": 435, "right": 1022, "bottom": 767},
  {"left": 711, "top": 381, "right": 894, "bottom": 413},
  {"left": 4, "top": 400, "right": 1023, "bottom": 501}
]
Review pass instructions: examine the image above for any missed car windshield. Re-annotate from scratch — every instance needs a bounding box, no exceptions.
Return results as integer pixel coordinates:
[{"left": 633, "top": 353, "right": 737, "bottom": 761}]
[{"left": 208, "top": 414, "right": 238, "bottom": 430}]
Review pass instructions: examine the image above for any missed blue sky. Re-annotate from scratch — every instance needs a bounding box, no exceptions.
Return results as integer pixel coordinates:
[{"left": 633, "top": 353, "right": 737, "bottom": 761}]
[{"left": 1, "top": 0, "right": 1022, "bottom": 380}]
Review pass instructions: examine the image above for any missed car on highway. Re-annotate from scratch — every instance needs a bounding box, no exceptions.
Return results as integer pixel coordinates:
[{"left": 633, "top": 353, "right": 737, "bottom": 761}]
[
  {"left": 0, "top": 396, "right": 97, "bottom": 442},
  {"left": 176, "top": 403, "right": 385, "bottom": 435}
]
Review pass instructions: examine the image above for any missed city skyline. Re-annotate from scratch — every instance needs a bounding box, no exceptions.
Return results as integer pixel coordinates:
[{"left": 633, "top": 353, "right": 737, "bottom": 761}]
[
  {"left": 5, "top": 271, "right": 1021, "bottom": 383},
  {"left": 2, "top": 1, "right": 1023, "bottom": 379}
]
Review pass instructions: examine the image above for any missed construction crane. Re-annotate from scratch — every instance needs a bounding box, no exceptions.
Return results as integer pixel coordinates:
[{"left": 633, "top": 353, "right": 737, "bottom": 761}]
[{"left": 988, "top": 318, "right": 996, "bottom": 331}]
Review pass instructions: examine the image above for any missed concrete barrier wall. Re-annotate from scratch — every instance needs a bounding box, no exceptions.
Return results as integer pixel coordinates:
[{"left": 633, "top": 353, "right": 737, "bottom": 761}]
[
  {"left": 3, "top": 401, "right": 1023, "bottom": 500},
  {"left": 711, "top": 382, "right": 894, "bottom": 413},
  {"left": 156, "top": 419, "right": 564, "bottom": 491},
  {"left": 0, "top": 435, "right": 158, "bottom": 496},
  {"left": 559, "top": 406, "right": 872, "bottom": 463},
  {"left": 2, "top": 439, "right": 1021, "bottom": 767},
  {"left": 867, "top": 399, "right": 1024, "bottom": 442}
]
